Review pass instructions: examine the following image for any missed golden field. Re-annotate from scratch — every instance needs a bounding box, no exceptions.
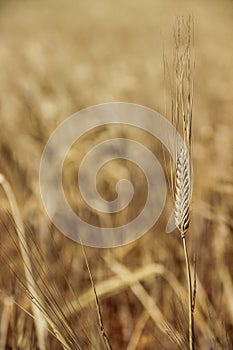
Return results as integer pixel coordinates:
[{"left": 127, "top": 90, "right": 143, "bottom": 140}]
[{"left": 0, "top": 0, "right": 232, "bottom": 349}]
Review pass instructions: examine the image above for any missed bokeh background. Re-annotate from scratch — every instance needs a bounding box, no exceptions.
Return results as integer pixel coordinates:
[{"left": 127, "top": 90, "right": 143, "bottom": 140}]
[{"left": 0, "top": 0, "right": 232, "bottom": 349}]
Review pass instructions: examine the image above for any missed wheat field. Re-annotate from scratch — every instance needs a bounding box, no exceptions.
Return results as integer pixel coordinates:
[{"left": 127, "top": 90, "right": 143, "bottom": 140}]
[{"left": 0, "top": 0, "right": 232, "bottom": 349}]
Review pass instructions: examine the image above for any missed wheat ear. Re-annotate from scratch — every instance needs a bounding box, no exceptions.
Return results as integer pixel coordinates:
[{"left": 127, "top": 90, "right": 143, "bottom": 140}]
[{"left": 174, "top": 146, "right": 191, "bottom": 235}]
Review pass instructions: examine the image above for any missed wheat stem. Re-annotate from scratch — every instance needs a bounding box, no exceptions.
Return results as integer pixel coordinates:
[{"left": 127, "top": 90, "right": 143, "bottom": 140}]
[{"left": 182, "top": 235, "right": 195, "bottom": 350}]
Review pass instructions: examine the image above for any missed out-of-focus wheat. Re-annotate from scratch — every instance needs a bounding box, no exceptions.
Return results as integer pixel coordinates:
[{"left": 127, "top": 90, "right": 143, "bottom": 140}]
[{"left": 0, "top": 174, "right": 47, "bottom": 350}]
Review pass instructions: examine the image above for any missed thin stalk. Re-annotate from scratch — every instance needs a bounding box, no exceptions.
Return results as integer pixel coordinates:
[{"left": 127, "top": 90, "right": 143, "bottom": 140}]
[
  {"left": 182, "top": 234, "right": 195, "bottom": 350},
  {"left": 82, "top": 246, "right": 112, "bottom": 350}
]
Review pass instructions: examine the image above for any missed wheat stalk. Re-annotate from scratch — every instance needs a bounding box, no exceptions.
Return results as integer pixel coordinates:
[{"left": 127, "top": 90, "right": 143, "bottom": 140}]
[
  {"left": 168, "top": 16, "right": 195, "bottom": 350},
  {"left": 174, "top": 17, "right": 195, "bottom": 350},
  {"left": 0, "top": 174, "right": 47, "bottom": 350}
]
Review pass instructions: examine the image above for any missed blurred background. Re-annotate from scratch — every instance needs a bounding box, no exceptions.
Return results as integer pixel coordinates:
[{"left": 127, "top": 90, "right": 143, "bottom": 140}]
[{"left": 0, "top": 0, "right": 232, "bottom": 349}]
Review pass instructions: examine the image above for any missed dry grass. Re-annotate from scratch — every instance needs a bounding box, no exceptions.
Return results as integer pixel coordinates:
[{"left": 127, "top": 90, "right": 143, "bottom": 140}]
[{"left": 0, "top": 0, "right": 232, "bottom": 349}]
